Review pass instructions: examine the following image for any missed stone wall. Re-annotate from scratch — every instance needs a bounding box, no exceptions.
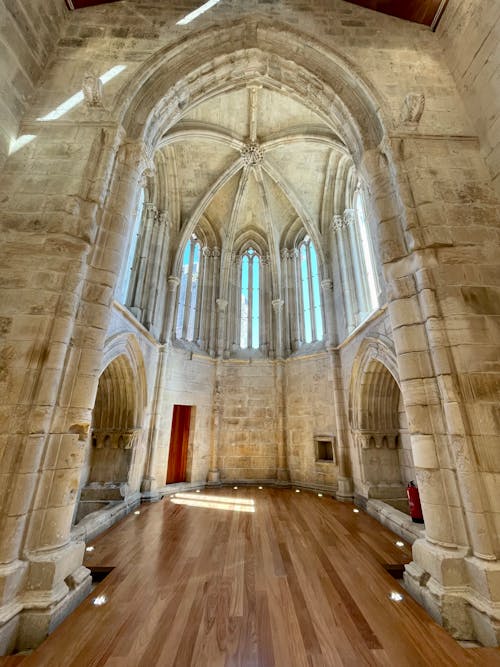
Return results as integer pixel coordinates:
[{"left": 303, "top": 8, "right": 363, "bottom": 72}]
[
  {"left": 161, "top": 349, "right": 215, "bottom": 485},
  {"left": 0, "top": 0, "right": 67, "bottom": 170},
  {"left": 438, "top": 0, "right": 500, "bottom": 195},
  {"left": 218, "top": 360, "right": 277, "bottom": 481},
  {"left": 285, "top": 352, "right": 337, "bottom": 488}
]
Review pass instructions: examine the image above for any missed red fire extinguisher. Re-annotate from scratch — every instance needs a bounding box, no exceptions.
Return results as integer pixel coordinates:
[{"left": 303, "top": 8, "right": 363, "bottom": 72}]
[{"left": 407, "top": 481, "right": 424, "bottom": 524}]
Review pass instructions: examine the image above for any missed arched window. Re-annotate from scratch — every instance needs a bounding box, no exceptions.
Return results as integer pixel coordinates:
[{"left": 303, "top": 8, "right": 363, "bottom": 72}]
[
  {"left": 117, "top": 188, "right": 144, "bottom": 303},
  {"left": 176, "top": 235, "right": 201, "bottom": 341},
  {"left": 355, "top": 189, "right": 378, "bottom": 312},
  {"left": 298, "top": 237, "right": 324, "bottom": 343},
  {"left": 240, "top": 248, "right": 260, "bottom": 349}
]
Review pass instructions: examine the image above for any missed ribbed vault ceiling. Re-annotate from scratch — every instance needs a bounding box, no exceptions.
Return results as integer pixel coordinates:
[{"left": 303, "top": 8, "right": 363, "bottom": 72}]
[{"left": 158, "top": 85, "right": 351, "bottom": 253}]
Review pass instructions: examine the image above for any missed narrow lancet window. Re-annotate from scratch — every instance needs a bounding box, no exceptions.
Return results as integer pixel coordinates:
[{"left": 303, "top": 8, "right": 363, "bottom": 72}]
[
  {"left": 355, "top": 190, "right": 378, "bottom": 312},
  {"left": 240, "top": 248, "right": 260, "bottom": 349},
  {"left": 176, "top": 235, "right": 201, "bottom": 341},
  {"left": 299, "top": 237, "right": 324, "bottom": 343}
]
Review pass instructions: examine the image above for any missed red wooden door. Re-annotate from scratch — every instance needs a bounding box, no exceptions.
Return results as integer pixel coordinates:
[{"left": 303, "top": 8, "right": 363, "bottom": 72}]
[{"left": 166, "top": 405, "right": 191, "bottom": 484}]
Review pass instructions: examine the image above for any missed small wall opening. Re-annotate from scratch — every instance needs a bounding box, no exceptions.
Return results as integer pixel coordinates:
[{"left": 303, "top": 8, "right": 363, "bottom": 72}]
[{"left": 315, "top": 436, "right": 336, "bottom": 463}]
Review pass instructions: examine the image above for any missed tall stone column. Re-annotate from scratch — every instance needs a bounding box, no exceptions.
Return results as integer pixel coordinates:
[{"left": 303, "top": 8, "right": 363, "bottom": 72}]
[
  {"left": 208, "top": 248, "right": 220, "bottom": 357},
  {"left": 362, "top": 140, "right": 500, "bottom": 644},
  {"left": 145, "top": 210, "right": 169, "bottom": 332},
  {"left": 161, "top": 276, "right": 180, "bottom": 344},
  {"left": 272, "top": 299, "right": 284, "bottom": 359},
  {"left": 0, "top": 127, "right": 152, "bottom": 650},
  {"left": 320, "top": 279, "right": 336, "bottom": 346},
  {"left": 128, "top": 202, "right": 156, "bottom": 319},
  {"left": 215, "top": 298, "right": 228, "bottom": 359},
  {"left": 328, "top": 345, "right": 353, "bottom": 500},
  {"left": 331, "top": 215, "right": 356, "bottom": 331},
  {"left": 141, "top": 345, "right": 168, "bottom": 499},
  {"left": 207, "top": 375, "right": 223, "bottom": 484}
]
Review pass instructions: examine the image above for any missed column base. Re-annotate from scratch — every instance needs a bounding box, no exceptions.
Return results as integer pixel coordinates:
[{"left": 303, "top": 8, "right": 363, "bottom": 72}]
[
  {"left": 207, "top": 469, "right": 220, "bottom": 483},
  {"left": 276, "top": 468, "right": 290, "bottom": 483},
  {"left": 0, "top": 543, "right": 92, "bottom": 655},
  {"left": 335, "top": 477, "right": 354, "bottom": 501},
  {"left": 141, "top": 477, "right": 161, "bottom": 501},
  {"left": 404, "top": 539, "right": 500, "bottom": 646}
]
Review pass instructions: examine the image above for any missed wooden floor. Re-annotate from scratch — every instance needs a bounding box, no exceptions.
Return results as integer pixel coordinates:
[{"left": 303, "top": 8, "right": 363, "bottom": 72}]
[{"left": 11, "top": 488, "right": 500, "bottom": 666}]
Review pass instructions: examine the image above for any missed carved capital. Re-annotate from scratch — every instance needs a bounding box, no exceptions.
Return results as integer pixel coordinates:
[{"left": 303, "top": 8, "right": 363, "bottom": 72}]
[
  {"left": 167, "top": 275, "right": 180, "bottom": 291},
  {"left": 321, "top": 279, "right": 333, "bottom": 292}
]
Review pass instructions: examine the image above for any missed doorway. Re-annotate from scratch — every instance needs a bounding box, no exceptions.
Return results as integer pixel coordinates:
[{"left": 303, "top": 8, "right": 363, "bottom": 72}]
[{"left": 166, "top": 405, "right": 192, "bottom": 483}]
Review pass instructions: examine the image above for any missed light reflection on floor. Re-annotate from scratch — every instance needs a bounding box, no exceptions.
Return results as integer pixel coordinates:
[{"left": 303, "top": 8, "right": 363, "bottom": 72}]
[{"left": 170, "top": 492, "right": 255, "bottom": 513}]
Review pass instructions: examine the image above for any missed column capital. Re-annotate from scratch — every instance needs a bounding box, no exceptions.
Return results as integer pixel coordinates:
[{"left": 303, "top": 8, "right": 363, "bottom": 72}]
[
  {"left": 167, "top": 275, "right": 180, "bottom": 290},
  {"left": 330, "top": 214, "right": 344, "bottom": 233},
  {"left": 272, "top": 298, "right": 284, "bottom": 311},
  {"left": 216, "top": 298, "right": 228, "bottom": 312},
  {"left": 321, "top": 278, "right": 333, "bottom": 292}
]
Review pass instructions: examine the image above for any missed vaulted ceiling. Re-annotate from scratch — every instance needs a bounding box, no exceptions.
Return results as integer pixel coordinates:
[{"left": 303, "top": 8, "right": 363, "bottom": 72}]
[
  {"left": 156, "top": 85, "right": 355, "bottom": 256},
  {"left": 66, "top": 0, "right": 448, "bottom": 28}
]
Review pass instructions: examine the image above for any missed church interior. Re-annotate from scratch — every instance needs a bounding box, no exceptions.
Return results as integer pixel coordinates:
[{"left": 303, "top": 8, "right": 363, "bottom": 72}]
[{"left": 0, "top": 0, "right": 499, "bottom": 663}]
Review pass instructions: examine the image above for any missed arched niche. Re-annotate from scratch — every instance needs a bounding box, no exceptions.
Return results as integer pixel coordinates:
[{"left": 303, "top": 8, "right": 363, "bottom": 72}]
[
  {"left": 76, "top": 334, "right": 147, "bottom": 522},
  {"left": 350, "top": 337, "right": 415, "bottom": 512}
]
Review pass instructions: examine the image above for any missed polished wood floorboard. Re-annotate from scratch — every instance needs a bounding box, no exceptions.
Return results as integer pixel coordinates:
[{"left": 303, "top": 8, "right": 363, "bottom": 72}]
[{"left": 13, "top": 488, "right": 500, "bottom": 666}]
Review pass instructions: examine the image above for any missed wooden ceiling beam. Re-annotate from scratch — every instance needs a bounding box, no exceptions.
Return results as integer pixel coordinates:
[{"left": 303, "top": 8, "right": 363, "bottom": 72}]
[{"left": 343, "top": 0, "right": 448, "bottom": 29}]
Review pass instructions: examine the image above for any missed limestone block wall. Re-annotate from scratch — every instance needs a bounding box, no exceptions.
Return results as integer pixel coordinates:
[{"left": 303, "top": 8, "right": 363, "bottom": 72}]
[
  {"left": 161, "top": 349, "right": 215, "bottom": 485},
  {"left": 19, "top": 0, "right": 475, "bottom": 144},
  {"left": 285, "top": 352, "right": 337, "bottom": 487},
  {"left": 0, "top": 0, "right": 67, "bottom": 170},
  {"left": 438, "top": 0, "right": 500, "bottom": 195},
  {"left": 218, "top": 360, "right": 277, "bottom": 481}
]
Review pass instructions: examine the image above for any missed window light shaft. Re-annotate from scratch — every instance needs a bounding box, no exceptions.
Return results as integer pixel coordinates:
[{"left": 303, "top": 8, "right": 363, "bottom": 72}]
[{"left": 177, "top": 0, "right": 221, "bottom": 25}]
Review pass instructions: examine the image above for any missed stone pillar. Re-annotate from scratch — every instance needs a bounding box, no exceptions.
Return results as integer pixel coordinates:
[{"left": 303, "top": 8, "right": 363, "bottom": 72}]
[
  {"left": 197, "top": 246, "right": 212, "bottom": 350},
  {"left": 272, "top": 299, "right": 284, "bottom": 359},
  {"left": 362, "top": 140, "right": 500, "bottom": 644},
  {"left": 128, "top": 202, "right": 156, "bottom": 318},
  {"left": 274, "top": 360, "right": 290, "bottom": 483},
  {"left": 208, "top": 248, "right": 220, "bottom": 357},
  {"left": 141, "top": 345, "right": 168, "bottom": 500},
  {"left": 215, "top": 298, "right": 228, "bottom": 359},
  {"left": 320, "top": 279, "right": 336, "bottom": 346},
  {"left": 328, "top": 345, "right": 353, "bottom": 500},
  {"left": 0, "top": 127, "right": 151, "bottom": 650},
  {"left": 161, "top": 276, "right": 180, "bottom": 344},
  {"left": 331, "top": 215, "right": 356, "bottom": 331},
  {"left": 207, "top": 375, "right": 223, "bottom": 484},
  {"left": 145, "top": 210, "right": 169, "bottom": 332}
]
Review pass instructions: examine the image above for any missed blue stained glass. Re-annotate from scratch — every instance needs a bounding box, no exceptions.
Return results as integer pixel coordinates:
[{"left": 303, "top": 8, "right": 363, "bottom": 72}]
[{"left": 251, "top": 255, "right": 259, "bottom": 349}]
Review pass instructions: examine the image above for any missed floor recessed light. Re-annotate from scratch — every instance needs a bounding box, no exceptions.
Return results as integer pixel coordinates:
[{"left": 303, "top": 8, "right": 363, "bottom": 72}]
[
  {"left": 353, "top": 508, "right": 360, "bottom": 513},
  {"left": 258, "top": 486, "right": 263, "bottom": 490},
  {"left": 134, "top": 510, "right": 140, "bottom": 515},
  {"left": 85, "top": 546, "right": 95, "bottom": 552},
  {"left": 92, "top": 595, "right": 108, "bottom": 606},
  {"left": 295, "top": 489, "right": 300, "bottom": 493},
  {"left": 389, "top": 591, "right": 404, "bottom": 602},
  {"left": 233, "top": 486, "right": 238, "bottom": 490},
  {"left": 318, "top": 493, "right": 323, "bottom": 497},
  {"left": 396, "top": 540, "right": 405, "bottom": 548},
  {"left": 196, "top": 489, "right": 201, "bottom": 493}
]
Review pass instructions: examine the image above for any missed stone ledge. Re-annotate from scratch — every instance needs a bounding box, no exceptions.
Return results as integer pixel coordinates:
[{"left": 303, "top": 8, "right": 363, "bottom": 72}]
[{"left": 365, "top": 498, "right": 425, "bottom": 545}]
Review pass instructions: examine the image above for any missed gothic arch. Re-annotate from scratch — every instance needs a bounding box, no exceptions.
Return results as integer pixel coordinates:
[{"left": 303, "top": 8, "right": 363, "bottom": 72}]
[
  {"left": 107, "top": 19, "right": 389, "bottom": 287},
  {"left": 349, "top": 336, "right": 414, "bottom": 502}
]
